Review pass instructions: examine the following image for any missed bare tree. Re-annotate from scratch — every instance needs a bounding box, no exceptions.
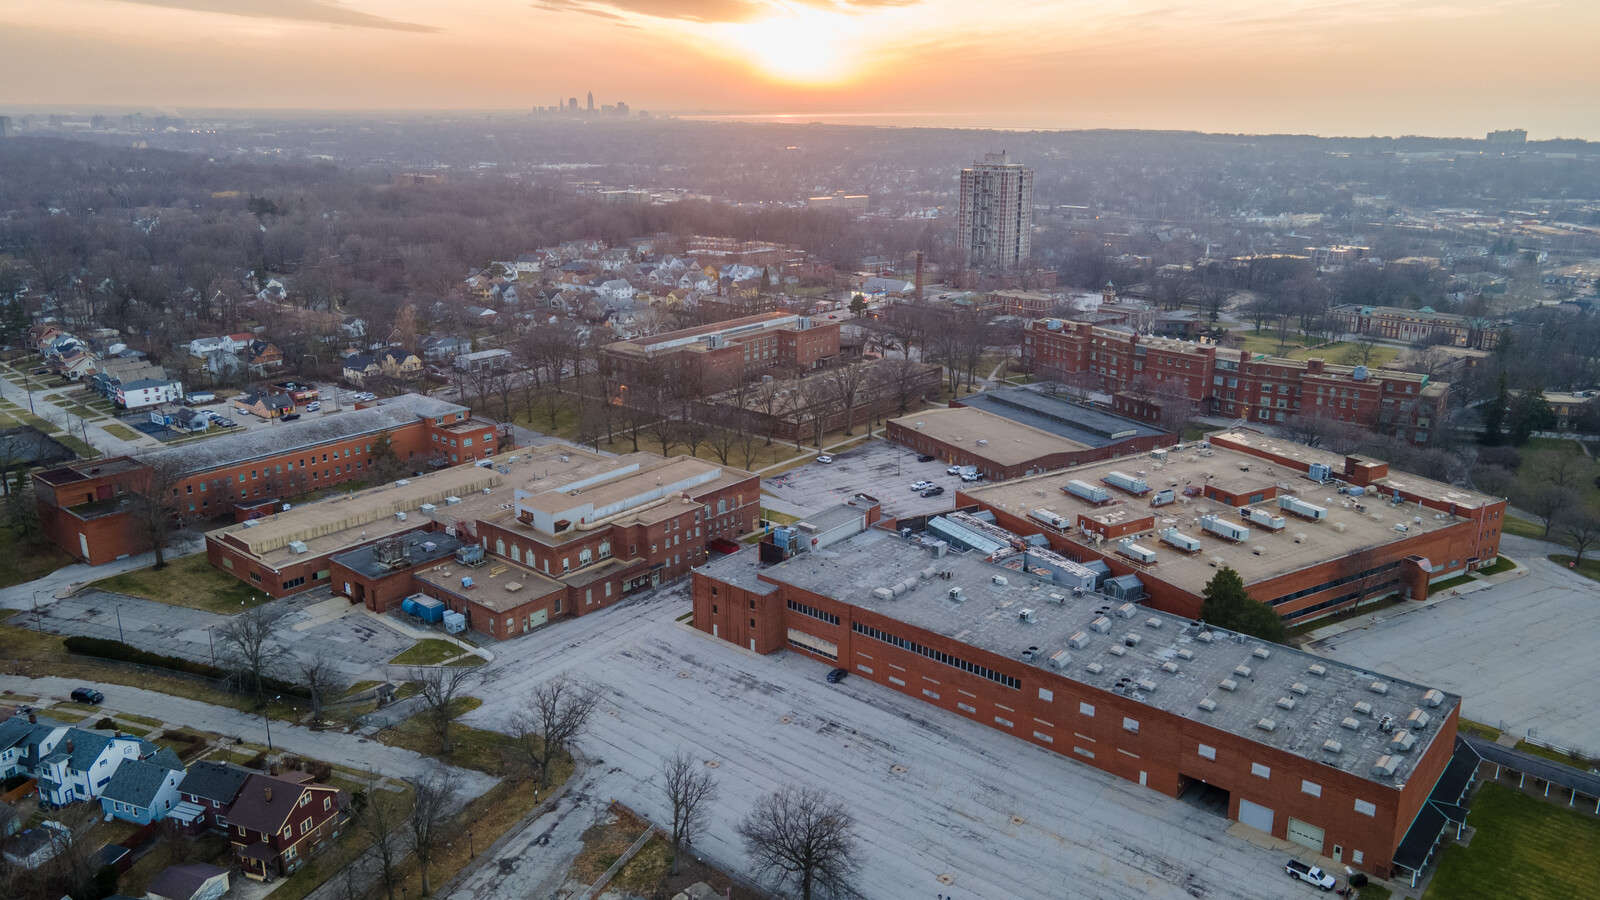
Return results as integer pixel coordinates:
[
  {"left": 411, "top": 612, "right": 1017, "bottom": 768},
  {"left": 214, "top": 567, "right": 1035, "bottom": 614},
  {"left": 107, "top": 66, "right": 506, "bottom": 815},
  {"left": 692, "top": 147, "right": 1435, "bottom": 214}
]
[
  {"left": 825, "top": 363, "right": 871, "bottom": 436},
  {"left": 738, "top": 785, "right": 862, "bottom": 900},
  {"left": 1517, "top": 482, "right": 1577, "bottom": 539},
  {"left": 407, "top": 766, "right": 460, "bottom": 897},
  {"left": 127, "top": 453, "right": 192, "bottom": 569},
  {"left": 661, "top": 750, "right": 718, "bottom": 875},
  {"left": 512, "top": 674, "right": 601, "bottom": 788},
  {"left": 359, "top": 787, "right": 409, "bottom": 900},
  {"left": 216, "top": 605, "right": 290, "bottom": 708},
  {"left": 1558, "top": 507, "right": 1600, "bottom": 563},
  {"left": 408, "top": 665, "right": 483, "bottom": 755},
  {"left": 299, "top": 657, "right": 349, "bottom": 723}
]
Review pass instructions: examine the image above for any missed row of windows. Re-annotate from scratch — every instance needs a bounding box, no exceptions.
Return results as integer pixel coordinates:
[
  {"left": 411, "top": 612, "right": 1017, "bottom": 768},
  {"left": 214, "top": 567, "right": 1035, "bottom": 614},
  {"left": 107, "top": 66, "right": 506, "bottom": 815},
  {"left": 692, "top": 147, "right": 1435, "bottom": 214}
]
[
  {"left": 851, "top": 622, "right": 1020, "bottom": 690},
  {"left": 787, "top": 599, "right": 840, "bottom": 626},
  {"left": 1268, "top": 561, "right": 1401, "bottom": 608}
]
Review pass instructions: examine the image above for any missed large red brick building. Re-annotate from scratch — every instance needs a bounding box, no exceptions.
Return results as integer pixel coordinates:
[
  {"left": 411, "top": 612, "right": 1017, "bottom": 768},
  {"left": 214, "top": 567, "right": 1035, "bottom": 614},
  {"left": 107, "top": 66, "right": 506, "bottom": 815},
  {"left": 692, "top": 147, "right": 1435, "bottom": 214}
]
[
  {"left": 207, "top": 444, "right": 760, "bottom": 639},
  {"left": 692, "top": 496, "right": 1470, "bottom": 881},
  {"left": 600, "top": 312, "right": 841, "bottom": 395},
  {"left": 1021, "top": 319, "right": 1449, "bottom": 445},
  {"left": 34, "top": 395, "right": 495, "bottom": 566}
]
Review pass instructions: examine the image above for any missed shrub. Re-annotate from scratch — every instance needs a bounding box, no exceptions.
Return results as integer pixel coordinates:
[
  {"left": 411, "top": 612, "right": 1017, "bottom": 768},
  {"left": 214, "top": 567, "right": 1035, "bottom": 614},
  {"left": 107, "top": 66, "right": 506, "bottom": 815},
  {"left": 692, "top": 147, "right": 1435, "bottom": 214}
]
[
  {"left": 1477, "top": 445, "right": 1522, "bottom": 470},
  {"left": 62, "top": 635, "right": 309, "bottom": 699},
  {"left": 94, "top": 716, "right": 117, "bottom": 730},
  {"left": 244, "top": 751, "right": 268, "bottom": 770}
]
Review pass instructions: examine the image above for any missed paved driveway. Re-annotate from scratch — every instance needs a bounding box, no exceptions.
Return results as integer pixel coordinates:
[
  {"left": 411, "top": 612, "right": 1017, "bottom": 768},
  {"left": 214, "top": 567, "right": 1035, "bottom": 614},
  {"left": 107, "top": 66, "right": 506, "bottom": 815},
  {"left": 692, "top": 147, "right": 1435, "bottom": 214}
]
[
  {"left": 460, "top": 583, "right": 1300, "bottom": 900},
  {"left": 1310, "top": 535, "right": 1600, "bottom": 753},
  {"left": 763, "top": 440, "right": 962, "bottom": 520},
  {"left": 21, "top": 588, "right": 414, "bottom": 682}
]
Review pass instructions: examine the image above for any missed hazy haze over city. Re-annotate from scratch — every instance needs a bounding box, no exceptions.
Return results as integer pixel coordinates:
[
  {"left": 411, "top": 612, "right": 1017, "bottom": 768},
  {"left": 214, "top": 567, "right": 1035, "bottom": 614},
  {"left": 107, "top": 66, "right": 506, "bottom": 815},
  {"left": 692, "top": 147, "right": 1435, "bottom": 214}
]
[{"left": 2, "top": 0, "right": 1598, "bottom": 138}]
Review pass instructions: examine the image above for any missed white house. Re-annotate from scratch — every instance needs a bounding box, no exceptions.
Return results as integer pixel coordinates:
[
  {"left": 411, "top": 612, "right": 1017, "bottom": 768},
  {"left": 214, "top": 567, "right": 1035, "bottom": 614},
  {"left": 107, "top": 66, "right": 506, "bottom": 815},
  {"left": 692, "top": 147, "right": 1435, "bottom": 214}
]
[
  {"left": 598, "top": 279, "right": 636, "bottom": 303},
  {"left": 100, "top": 749, "right": 186, "bottom": 825},
  {"left": 26, "top": 725, "right": 144, "bottom": 806},
  {"left": 115, "top": 377, "right": 184, "bottom": 411},
  {"left": 187, "top": 334, "right": 247, "bottom": 357}
]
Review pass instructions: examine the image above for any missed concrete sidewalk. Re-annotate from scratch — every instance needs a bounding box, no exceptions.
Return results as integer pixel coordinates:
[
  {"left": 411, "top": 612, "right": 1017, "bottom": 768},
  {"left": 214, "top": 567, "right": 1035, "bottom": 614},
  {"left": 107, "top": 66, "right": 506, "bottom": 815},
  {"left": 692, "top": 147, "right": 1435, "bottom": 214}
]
[{"left": 0, "top": 540, "right": 206, "bottom": 610}]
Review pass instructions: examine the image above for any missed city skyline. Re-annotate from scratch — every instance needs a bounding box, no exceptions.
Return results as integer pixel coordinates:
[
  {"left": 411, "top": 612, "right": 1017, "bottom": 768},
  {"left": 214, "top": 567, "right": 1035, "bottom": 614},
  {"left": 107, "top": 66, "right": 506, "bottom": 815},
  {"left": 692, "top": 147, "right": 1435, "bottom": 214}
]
[{"left": 0, "top": 0, "right": 1596, "bottom": 139}]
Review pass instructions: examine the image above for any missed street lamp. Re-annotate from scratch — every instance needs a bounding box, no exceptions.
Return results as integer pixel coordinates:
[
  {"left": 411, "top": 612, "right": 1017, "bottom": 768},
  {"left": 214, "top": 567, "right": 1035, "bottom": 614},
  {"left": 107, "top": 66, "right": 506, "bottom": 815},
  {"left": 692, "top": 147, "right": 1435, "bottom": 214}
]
[
  {"left": 115, "top": 604, "right": 125, "bottom": 643},
  {"left": 263, "top": 694, "right": 280, "bottom": 751}
]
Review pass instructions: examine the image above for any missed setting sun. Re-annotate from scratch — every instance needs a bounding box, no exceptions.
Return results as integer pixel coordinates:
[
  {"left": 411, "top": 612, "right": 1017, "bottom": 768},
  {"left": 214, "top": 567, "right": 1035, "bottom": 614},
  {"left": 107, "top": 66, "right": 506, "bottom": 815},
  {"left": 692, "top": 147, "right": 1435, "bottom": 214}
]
[{"left": 721, "top": 7, "right": 862, "bottom": 86}]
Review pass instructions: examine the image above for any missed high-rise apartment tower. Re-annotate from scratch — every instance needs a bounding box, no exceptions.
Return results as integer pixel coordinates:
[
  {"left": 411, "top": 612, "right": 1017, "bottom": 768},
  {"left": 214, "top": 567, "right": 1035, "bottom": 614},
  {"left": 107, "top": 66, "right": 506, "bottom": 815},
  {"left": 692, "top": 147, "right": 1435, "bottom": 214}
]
[{"left": 957, "top": 152, "right": 1033, "bottom": 269}]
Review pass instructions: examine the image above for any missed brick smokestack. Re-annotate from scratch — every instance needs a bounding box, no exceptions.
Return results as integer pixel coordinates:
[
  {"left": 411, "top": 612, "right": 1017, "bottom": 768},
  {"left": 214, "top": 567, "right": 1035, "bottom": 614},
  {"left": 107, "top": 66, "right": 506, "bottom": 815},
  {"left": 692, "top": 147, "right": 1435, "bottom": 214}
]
[{"left": 914, "top": 251, "right": 925, "bottom": 302}]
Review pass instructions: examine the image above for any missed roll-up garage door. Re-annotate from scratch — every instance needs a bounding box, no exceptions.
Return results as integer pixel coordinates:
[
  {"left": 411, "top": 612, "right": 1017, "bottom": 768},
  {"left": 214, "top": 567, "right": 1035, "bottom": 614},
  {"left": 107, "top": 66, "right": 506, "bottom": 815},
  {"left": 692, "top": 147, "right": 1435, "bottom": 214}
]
[
  {"left": 1237, "top": 798, "right": 1275, "bottom": 834},
  {"left": 1287, "top": 817, "right": 1325, "bottom": 853}
]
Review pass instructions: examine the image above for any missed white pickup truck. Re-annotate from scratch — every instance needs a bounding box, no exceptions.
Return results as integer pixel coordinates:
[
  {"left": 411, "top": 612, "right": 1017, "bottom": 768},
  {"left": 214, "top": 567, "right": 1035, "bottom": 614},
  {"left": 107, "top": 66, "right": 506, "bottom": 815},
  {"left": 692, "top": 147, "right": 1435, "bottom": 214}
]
[{"left": 1285, "top": 859, "right": 1337, "bottom": 891}]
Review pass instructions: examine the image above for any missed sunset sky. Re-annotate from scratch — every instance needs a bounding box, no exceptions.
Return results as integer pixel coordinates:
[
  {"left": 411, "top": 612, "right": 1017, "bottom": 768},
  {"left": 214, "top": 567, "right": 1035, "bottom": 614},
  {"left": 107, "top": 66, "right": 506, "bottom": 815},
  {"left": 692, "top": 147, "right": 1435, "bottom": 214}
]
[{"left": 2, "top": 0, "right": 1597, "bottom": 138}]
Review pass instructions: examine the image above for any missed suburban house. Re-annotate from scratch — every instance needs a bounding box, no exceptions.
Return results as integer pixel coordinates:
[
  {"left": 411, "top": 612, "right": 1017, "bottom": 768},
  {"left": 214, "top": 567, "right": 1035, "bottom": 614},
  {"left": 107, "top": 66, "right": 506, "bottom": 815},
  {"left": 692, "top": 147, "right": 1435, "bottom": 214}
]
[
  {"left": 205, "top": 349, "right": 246, "bottom": 379},
  {"left": 187, "top": 335, "right": 248, "bottom": 358},
  {"left": 12, "top": 722, "right": 145, "bottom": 806},
  {"left": 170, "top": 760, "right": 252, "bottom": 834},
  {"left": 421, "top": 335, "right": 471, "bottom": 363},
  {"left": 234, "top": 389, "right": 296, "bottom": 419},
  {"left": 341, "top": 354, "right": 379, "bottom": 385},
  {"left": 115, "top": 377, "right": 184, "bottom": 411},
  {"left": 454, "top": 348, "right": 512, "bottom": 373},
  {"left": 146, "top": 861, "right": 231, "bottom": 900},
  {"left": 2, "top": 820, "right": 70, "bottom": 869},
  {"left": 244, "top": 340, "right": 285, "bottom": 373},
  {"left": 99, "top": 747, "right": 186, "bottom": 824},
  {"left": 378, "top": 349, "right": 424, "bottom": 380},
  {"left": 226, "top": 772, "right": 348, "bottom": 881},
  {"left": 0, "top": 716, "right": 37, "bottom": 777}
]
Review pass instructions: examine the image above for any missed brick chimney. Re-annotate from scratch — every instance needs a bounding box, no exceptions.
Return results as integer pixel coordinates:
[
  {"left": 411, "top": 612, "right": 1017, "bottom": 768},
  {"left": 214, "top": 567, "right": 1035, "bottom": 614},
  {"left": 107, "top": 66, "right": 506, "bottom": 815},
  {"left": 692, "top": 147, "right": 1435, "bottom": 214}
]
[
  {"left": 27, "top": 713, "right": 36, "bottom": 724},
  {"left": 1307, "top": 358, "right": 1325, "bottom": 375},
  {"left": 264, "top": 786, "right": 273, "bottom": 802}
]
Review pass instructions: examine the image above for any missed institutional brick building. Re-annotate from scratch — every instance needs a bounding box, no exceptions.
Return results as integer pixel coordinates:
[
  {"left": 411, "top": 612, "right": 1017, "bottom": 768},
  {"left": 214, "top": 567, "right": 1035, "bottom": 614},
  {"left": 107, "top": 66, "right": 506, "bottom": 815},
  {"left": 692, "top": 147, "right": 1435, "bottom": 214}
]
[
  {"left": 1329, "top": 304, "right": 1502, "bottom": 350},
  {"left": 207, "top": 444, "right": 759, "bottom": 639},
  {"left": 693, "top": 501, "right": 1469, "bottom": 881},
  {"left": 1020, "top": 319, "right": 1448, "bottom": 445},
  {"left": 600, "top": 312, "right": 841, "bottom": 395},
  {"left": 34, "top": 395, "right": 495, "bottom": 565}
]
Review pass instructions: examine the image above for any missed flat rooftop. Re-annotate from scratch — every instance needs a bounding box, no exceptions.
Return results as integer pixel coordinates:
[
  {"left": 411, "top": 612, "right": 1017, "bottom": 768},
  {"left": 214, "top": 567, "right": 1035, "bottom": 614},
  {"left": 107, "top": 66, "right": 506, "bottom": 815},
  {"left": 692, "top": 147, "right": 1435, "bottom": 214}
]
[
  {"left": 148, "top": 393, "right": 470, "bottom": 476},
  {"left": 414, "top": 556, "right": 568, "bottom": 613},
  {"left": 963, "top": 435, "right": 1494, "bottom": 588},
  {"left": 330, "top": 531, "right": 464, "bottom": 580},
  {"left": 891, "top": 407, "right": 1090, "bottom": 464},
  {"left": 37, "top": 456, "right": 144, "bottom": 485},
  {"left": 955, "top": 387, "right": 1168, "bottom": 448},
  {"left": 607, "top": 312, "right": 802, "bottom": 356},
  {"left": 711, "top": 528, "right": 1457, "bottom": 788}
]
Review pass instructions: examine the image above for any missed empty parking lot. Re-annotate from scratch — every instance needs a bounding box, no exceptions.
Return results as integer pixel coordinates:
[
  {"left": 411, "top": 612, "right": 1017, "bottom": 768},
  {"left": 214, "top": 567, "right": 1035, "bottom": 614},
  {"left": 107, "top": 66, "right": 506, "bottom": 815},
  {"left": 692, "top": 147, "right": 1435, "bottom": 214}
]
[{"left": 764, "top": 440, "right": 965, "bottom": 519}]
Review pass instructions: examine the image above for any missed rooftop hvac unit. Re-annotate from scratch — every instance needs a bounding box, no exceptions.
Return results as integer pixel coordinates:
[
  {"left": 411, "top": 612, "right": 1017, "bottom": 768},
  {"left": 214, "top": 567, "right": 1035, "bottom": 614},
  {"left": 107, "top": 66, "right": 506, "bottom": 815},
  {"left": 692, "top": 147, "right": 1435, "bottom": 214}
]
[
  {"left": 1278, "top": 495, "right": 1327, "bottom": 520},
  {"left": 445, "top": 496, "right": 461, "bottom": 505},
  {"left": 461, "top": 576, "right": 474, "bottom": 588},
  {"left": 992, "top": 574, "right": 1008, "bottom": 586},
  {"left": 1019, "top": 609, "right": 1037, "bottom": 623},
  {"left": 1390, "top": 731, "right": 1417, "bottom": 753},
  {"left": 1160, "top": 527, "right": 1202, "bottom": 553},
  {"left": 1103, "top": 471, "right": 1149, "bottom": 495},
  {"left": 1063, "top": 480, "right": 1110, "bottom": 504},
  {"left": 1067, "top": 631, "right": 1089, "bottom": 649},
  {"left": 242, "top": 520, "right": 259, "bottom": 528},
  {"left": 947, "top": 587, "right": 964, "bottom": 602},
  {"left": 288, "top": 540, "right": 307, "bottom": 554},
  {"left": 1197, "top": 698, "right": 1217, "bottom": 712},
  {"left": 1199, "top": 514, "right": 1249, "bottom": 542},
  {"left": 1085, "top": 662, "right": 1104, "bottom": 674},
  {"left": 396, "top": 511, "right": 408, "bottom": 521},
  {"left": 1372, "top": 755, "right": 1400, "bottom": 778},
  {"left": 396, "top": 479, "right": 410, "bottom": 486},
  {"left": 1407, "top": 709, "right": 1432, "bottom": 730},
  {"left": 1117, "top": 541, "right": 1157, "bottom": 564},
  {"left": 1116, "top": 602, "right": 1138, "bottom": 619},
  {"left": 1242, "top": 507, "right": 1286, "bottom": 531},
  {"left": 1322, "top": 739, "right": 1342, "bottom": 755},
  {"left": 1048, "top": 650, "right": 1071, "bottom": 669},
  {"left": 420, "top": 503, "right": 437, "bottom": 513},
  {"left": 872, "top": 587, "right": 894, "bottom": 601},
  {"left": 1423, "top": 688, "right": 1445, "bottom": 708},
  {"left": 1089, "top": 616, "right": 1112, "bottom": 634}
]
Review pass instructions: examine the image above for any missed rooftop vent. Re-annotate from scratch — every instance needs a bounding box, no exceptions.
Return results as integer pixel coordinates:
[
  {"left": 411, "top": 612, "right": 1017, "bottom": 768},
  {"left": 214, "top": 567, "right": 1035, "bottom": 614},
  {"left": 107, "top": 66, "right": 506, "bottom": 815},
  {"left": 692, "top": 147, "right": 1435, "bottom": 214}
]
[
  {"left": 1276, "top": 697, "right": 1297, "bottom": 711},
  {"left": 1370, "top": 681, "right": 1390, "bottom": 695},
  {"left": 1048, "top": 650, "right": 1071, "bottom": 669},
  {"left": 395, "top": 479, "right": 410, "bottom": 486},
  {"left": 1219, "top": 679, "right": 1239, "bottom": 692},
  {"left": 1137, "top": 679, "right": 1158, "bottom": 692},
  {"left": 1108, "top": 645, "right": 1127, "bottom": 657},
  {"left": 1256, "top": 718, "right": 1277, "bottom": 733},
  {"left": 288, "top": 540, "right": 307, "bottom": 554},
  {"left": 1123, "top": 633, "right": 1142, "bottom": 646},
  {"left": 1085, "top": 662, "right": 1104, "bottom": 675},
  {"left": 505, "top": 581, "right": 523, "bottom": 593},
  {"left": 1322, "top": 739, "right": 1343, "bottom": 755},
  {"left": 1116, "top": 603, "right": 1138, "bottom": 619},
  {"left": 872, "top": 587, "right": 893, "bottom": 601},
  {"left": 1145, "top": 617, "right": 1162, "bottom": 629},
  {"left": 1372, "top": 755, "right": 1400, "bottom": 777},
  {"left": 1308, "top": 664, "right": 1327, "bottom": 677},
  {"left": 419, "top": 503, "right": 437, "bottom": 513},
  {"left": 1160, "top": 661, "right": 1179, "bottom": 674},
  {"left": 1341, "top": 717, "right": 1361, "bottom": 731},
  {"left": 1290, "top": 682, "right": 1308, "bottom": 696},
  {"left": 1176, "top": 649, "right": 1195, "bottom": 661},
  {"left": 1021, "top": 647, "right": 1039, "bottom": 662},
  {"left": 1423, "top": 688, "right": 1445, "bottom": 708},
  {"left": 1090, "top": 616, "right": 1112, "bottom": 634},
  {"left": 1067, "top": 631, "right": 1090, "bottom": 649},
  {"left": 396, "top": 511, "right": 408, "bottom": 521},
  {"left": 1390, "top": 731, "right": 1417, "bottom": 753},
  {"left": 1407, "top": 709, "right": 1432, "bottom": 730},
  {"left": 1196, "top": 631, "right": 1215, "bottom": 643},
  {"left": 1233, "top": 664, "right": 1253, "bottom": 678},
  {"left": 992, "top": 574, "right": 1008, "bottom": 586},
  {"left": 1019, "top": 609, "right": 1037, "bottom": 623},
  {"left": 1354, "top": 701, "right": 1374, "bottom": 716},
  {"left": 1198, "top": 698, "right": 1217, "bottom": 712},
  {"left": 1252, "top": 646, "right": 1271, "bottom": 660},
  {"left": 445, "top": 496, "right": 461, "bottom": 505}
]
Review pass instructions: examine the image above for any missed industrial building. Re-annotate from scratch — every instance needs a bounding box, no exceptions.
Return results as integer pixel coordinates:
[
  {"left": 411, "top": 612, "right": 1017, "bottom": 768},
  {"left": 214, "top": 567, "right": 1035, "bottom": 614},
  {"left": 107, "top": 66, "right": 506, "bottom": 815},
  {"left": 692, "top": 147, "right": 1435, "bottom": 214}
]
[
  {"left": 207, "top": 444, "right": 759, "bottom": 638},
  {"left": 692, "top": 497, "right": 1473, "bottom": 881},
  {"left": 34, "top": 395, "right": 496, "bottom": 565},
  {"left": 957, "top": 152, "right": 1033, "bottom": 269},
  {"left": 1020, "top": 319, "right": 1448, "bottom": 445},
  {"left": 955, "top": 431, "right": 1504, "bottom": 624}
]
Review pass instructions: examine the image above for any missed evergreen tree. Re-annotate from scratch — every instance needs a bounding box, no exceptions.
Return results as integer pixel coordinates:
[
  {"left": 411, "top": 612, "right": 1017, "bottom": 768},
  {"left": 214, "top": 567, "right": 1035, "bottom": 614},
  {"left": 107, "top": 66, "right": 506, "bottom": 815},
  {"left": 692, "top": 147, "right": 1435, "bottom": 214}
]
[
  {"left": 1199, "top": 566, "right": 1287, "bottom": 643},
  {"left": 1506, "top": 389, "right": 1556, "bottom": 446},
  {"left": 1481, "top": 372, "right": 1509, "bottom": 446}
]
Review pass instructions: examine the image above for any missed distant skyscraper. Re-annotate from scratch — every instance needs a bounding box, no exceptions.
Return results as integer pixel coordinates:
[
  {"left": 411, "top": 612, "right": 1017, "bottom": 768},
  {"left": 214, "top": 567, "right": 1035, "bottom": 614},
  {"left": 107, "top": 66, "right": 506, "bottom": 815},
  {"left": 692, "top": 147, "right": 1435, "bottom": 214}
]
[
  {"left": 0, "top": 116, "right": 12, "bottom": 139},
  {"left": 569, "top": 97, "right": 579, "bottom": 112},
  {"left": 957, "top": 152, "right": 1033, "bottom": 269},
  {"left": 1486, "top": 128, "right": 1527, "bottom": 145},
  {"left": 587, "top": 91, "right": 595, "bottom": 112}
]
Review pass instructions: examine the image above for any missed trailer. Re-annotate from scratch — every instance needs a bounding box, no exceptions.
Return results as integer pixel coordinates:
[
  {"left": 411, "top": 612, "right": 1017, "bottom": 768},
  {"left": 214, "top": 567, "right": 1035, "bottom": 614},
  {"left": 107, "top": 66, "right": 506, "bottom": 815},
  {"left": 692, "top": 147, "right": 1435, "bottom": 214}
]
[{"left": 1063, "top": 480, "right": 1110, "bottom": 504}]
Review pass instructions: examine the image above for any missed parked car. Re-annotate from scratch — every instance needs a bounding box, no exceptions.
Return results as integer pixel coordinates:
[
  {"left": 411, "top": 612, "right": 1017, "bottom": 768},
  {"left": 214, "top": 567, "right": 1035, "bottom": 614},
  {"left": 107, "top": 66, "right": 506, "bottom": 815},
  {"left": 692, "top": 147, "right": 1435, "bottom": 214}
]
[
  {"left": 70, "top": 687, "right": 104, "bottom": 705},
  {"left": 1285, "top": 860, "right": 1336, "bottom": 891},
  {"left": 947, "top": 464, "right": 963, "bottom": 475},
  {"left": 280, "top": 413, "right": 301, "bottom": 422},
  {"left": 921, "top": 486, "right": 946, "bottom": 498},
  {"left": 960, "top": 472, "right": 983, "bottom": 482},
  {"left": 916, "top": 454, "right": 936, "bottom": 463},
  {"left": 816, "top": 455, "right": 833, "bottom": 464},
  {"left": 235, "top": 407, "right": 251, "bottom": 416},
  {"left": 825, "top": 668, "right": 849, "bottom": 683},
  {"left": 304, "top": 401, "right": 321, "bottom": 412},
  {"left": 911, "top": 480, "right": 934, "bottom": 492},
  {"left": 215, "top": 418, "right": 238, "bottom": 428}
]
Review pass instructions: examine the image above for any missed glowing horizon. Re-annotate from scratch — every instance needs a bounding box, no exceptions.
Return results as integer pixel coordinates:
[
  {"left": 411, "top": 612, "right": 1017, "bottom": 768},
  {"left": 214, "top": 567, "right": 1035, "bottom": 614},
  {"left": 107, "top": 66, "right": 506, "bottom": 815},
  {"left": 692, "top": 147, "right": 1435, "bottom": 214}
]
[{"left": 0, "top": 0, "right": 1597, "bottom": 139}]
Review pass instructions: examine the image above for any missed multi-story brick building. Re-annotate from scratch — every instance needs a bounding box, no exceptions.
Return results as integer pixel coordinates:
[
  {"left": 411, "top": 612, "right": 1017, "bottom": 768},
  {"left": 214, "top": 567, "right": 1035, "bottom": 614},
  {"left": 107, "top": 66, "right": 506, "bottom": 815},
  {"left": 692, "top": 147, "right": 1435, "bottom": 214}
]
[
  {"left": 34, "top": 395, "right": 498, "bottom": 565},
  {"left": 208, "top": 443, "right": 760, "bottom": 638},
  {"left": 601, "top": 312, "right": 841, "bottom": 395},
  {"left": 692, "top": 496, "right": 1474, "bottom": 882},
  {"left": 1329, "top": 304, "right": 1502, "bottom": 350},
  {"left": 1021, "top": 319, "right": 1449, "bottom": 444},
  {"left": 958, "top": 431, "right": 1505, "bottom": 625}
]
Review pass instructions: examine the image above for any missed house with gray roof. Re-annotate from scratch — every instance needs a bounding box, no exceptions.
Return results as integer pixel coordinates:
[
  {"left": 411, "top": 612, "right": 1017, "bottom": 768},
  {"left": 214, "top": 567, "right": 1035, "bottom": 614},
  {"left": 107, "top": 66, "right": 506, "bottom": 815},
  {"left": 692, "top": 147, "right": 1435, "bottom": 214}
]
[
  {"left": 146, "top": 861, "right": 230, "bottom": 900},
  {"left": 31, "top": 725, "right": 144, "bottom": 806},
  {"left": 170, "top": 760, "right": 252, "bottom": 834},
  {"left": 100, "top": 748, "right": 186, "bottom": 824}
]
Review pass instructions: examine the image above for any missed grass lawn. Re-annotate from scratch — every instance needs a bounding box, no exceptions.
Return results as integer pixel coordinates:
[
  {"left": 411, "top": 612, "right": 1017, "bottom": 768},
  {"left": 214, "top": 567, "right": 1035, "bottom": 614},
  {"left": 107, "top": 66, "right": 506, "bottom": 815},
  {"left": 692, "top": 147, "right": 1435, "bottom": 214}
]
[
  {"left": 1475, "top": 556, "right": 1516, "bottom": 576},
  {"left": 54, "top": 433, "right": 100, "bottom": 459},
  {"left": 375, "top": 697, "right": 515, "bottom": 775},
  {"left": 1458, "top": 717, "right": 1503, "bottom": 742},
  {"left": 1357, "top": 883, "right": 1391, "bottom": 900},
  {"left": 1513, "top": 739, "right": 1594, "bottom": 767},
  {"left": 1423, "top": 782, "right": 1600, "bottom": 900},
  {"left": 102, "top": 422, "right": 143, "bottom": 441},
  {"left": 389, "top": 639, "right": 476, "bottom": 666},
  {"left": 1548, "top": 554, "right": 1600, "bottom": 583},
  {"left": 1429, "top": 573, "right": 1477, "bottom": 595},
  {"left": 761, "top": 507, "right": 800, "bottom": 526},
  {"left": 0, "top": 525, "right": 78, "bottom": 590},
  {"left": 1502, "top": 516, "right": 1557, "bottom": 542},
  {"left": 89, "top": 552, "right": 269, "bottom": 613}
]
